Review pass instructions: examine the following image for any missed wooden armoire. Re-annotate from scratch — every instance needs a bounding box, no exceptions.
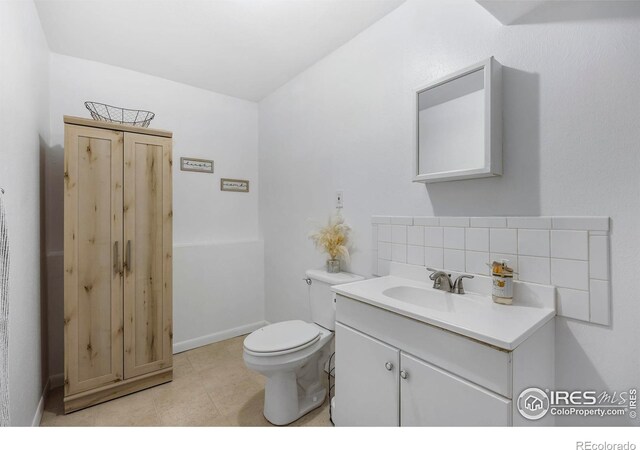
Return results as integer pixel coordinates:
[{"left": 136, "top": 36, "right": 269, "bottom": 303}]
[{"left": 63, "top": 116, "right": 173, "bottom": 413}]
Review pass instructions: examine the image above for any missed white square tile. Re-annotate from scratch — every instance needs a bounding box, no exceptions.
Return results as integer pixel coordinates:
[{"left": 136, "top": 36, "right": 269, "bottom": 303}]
[
  {"left": 551, "top": 259, "right": 589, "bottom": 290},
  {"left": 414, "top": 217, "right": 439, "bottom": 226},
  {"left": 407, "top": 226, "right": 424, "bottom": 246},
  {"left": 552, "top": 217, "right": 609, "bottom": 231},
  {"left": 378, "top": 242, "right": 392, "bottom": 260},
  {"left": 425, "top": 227, "right": 443, "bottom": 247},
  {"left": 589, "top": 279, "right": 611, "bottom": 325},
  {"left": 551, "top": 230, "right": 588, "bottom": 260},
  {"left": 490, "top": 253, "right": 518, "bottom": 278},
  {"left": 407, "top": 245, "right": 425, "bottom": 266},
  {"left": 377, "top": 259, "right": 390, "bottom": 276},
  {"left": 507, "top": 217, "right": 552, "bottom": 229},
  {"left": 518, "top": 256, "right": 550, "bottom": 284},
  {"left": 443, "top": 249, "right": 465, "bottom": 272},
  {"left": 589, "top": 235, "right": 609, "bottom": 280},
  {"left": 371, "top": 216, "right": 392, "bottom": 224},
  {"left": 391, "top": 216, "right": 413, "bottom": 225},
  {"left": 466, "top": 251, "right": 489, "bottom": 275},
  {"left": 392, "top": 244, "right": 407, "bottom": 263},
  {"left": 439, "top": 217, "right": 469, "bottom": 227},
  {"left": 444, "top": 227, "right": 465, "bottom": 249},
  {"left": 425, "top": 247, "right": 444, "bottom": 269},
  {"left": 378, "top": 224, "right": 392, "bottom": 242},
  {"left": 490, "top": 228, "right": 517, "bottom": 254},
  {"left": 392, "top": 225, "right": 407, "bottom": 244},
  {"left": 465, "top": 228, "right": 489, "bottom": 252},
  {"left": 518, "top": 229, "right": 550, "bottom": 257},
  {"left": 470, "top": 217, "right": 507, "bottom": 228},
  {"left": 557, "top": 288, "right": 590, "bottom": 321}
]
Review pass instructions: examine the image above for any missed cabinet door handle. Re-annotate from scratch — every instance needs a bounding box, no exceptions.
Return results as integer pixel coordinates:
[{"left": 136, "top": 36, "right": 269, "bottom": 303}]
[
  {"left": 400, "top": 370, "right": 408, "bottom": 380},
  {"left": 385, "top": 361, "right": 393, "bottom": 371},
  {"left": 124, "top": 240, "right": 132, "bottom": 273},
  {"left": 113, "top": 241, "right": 120, "bottom": 274}
]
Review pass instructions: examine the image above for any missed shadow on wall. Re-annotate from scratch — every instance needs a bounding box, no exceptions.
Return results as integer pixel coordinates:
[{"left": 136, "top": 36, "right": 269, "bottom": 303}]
[
  {"left": 426, "top": 67, "right": 541, "bottom": 217},
  {"left": 39, "top": 136, "right": 49, "bottom": 390},
  {"left": 44, "top": 143, "right": 64, "bottom": 381}
]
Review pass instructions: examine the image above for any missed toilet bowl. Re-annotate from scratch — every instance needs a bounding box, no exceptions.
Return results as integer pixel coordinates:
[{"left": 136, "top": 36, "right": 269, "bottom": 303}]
[{"left": 243, "top": 269, "right": 364, "bottom": 425}]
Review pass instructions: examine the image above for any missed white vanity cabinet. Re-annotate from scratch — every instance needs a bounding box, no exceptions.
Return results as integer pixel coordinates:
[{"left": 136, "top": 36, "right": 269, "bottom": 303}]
[{"left": 334, "top": 294, "right": 555, "bottom": 427}]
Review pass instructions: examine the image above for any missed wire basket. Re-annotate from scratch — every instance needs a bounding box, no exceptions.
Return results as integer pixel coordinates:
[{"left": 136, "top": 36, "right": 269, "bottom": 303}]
[{"left": 84, "top": 101, "right": 155, "bottom": 128}]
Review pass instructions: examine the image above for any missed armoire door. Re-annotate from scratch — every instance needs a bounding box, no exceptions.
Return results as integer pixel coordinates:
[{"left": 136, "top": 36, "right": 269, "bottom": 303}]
[
  {"left": 123, "top": 132, "right": 173, "bottom": 378},
  {"left": 64, "top": 125, "right": 124, "bottom": 395}
]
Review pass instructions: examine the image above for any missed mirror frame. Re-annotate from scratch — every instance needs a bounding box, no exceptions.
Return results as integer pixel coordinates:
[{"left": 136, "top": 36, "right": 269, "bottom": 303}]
[{"left": 413, "top": 57, "right": 502, "bottom": 183}]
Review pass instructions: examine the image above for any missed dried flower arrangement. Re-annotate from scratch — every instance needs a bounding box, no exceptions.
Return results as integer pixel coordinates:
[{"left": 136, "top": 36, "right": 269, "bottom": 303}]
[{"left": 309, "top": 212, "right": 352, "bottom": 272}]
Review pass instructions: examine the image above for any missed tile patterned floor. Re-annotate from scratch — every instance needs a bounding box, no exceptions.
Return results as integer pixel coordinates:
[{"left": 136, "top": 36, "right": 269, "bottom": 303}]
[{"left": 40, "top": 335, "right": 332, "bottom": 427}]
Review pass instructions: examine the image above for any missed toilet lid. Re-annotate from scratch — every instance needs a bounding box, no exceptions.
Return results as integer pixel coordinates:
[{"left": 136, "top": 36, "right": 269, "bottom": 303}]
[{"left": 244, "top": 320, "right": 320, "bottom": 354}]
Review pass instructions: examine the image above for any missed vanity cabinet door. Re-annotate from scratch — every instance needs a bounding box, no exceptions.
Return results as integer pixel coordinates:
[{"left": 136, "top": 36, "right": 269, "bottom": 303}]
[
  {"left": 400, "top": 352, "right": 511, "bottom": 426},
  {"left": 335, "top": 323, "right": 399, "bottom": 426}
]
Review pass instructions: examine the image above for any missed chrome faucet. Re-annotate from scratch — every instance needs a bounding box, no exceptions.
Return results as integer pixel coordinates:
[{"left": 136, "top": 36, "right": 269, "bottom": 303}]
[
  {"left": 427, "top": 268, "right": 453, "bottom": 292},
  {"left": 427, "top": 268, "right": 474, "bottom": 294}
]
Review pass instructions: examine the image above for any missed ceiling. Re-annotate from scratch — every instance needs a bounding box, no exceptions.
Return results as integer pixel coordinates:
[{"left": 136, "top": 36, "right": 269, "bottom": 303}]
[
  {"left": 476, "top": 1, "right": 548, "bottom": 25},
  {"left": 477, "top": 0, "right": 640, "bottom": 25},
  {"left": 35, "top": 0, "right": 405, "bottom": 101}
]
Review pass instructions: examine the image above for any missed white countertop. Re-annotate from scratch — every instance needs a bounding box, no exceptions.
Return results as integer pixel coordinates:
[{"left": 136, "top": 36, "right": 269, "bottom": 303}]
[{"left": 332, "top": 275, "right": 556, "bottom": 351}]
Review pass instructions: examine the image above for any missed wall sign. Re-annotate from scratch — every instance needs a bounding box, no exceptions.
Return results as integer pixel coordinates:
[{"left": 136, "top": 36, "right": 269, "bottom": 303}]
[
  {"left": 180, "top": 157, "right": 214, "bottom": 173},
  {"left": 221, "top": 178, "right": 249, "bottom": 193}
]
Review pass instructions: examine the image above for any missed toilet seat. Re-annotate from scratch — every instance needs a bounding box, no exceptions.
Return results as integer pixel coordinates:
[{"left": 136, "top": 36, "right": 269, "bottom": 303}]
[{"left": 244, "top": 320, "right": 321, "bottom": 356}]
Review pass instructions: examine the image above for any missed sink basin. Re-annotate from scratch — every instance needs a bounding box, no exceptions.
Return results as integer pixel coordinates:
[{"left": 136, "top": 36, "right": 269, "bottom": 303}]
[{"left": 382, "top": 286, "right": 452, "bottom": 311}]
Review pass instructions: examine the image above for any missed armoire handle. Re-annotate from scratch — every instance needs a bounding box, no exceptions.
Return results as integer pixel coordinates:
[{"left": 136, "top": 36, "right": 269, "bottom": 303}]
[
  {"left": 113, "top": 241, "right": 120, "bottom": 274},
  {"left": 124, "top": 240, "right": 132, "bottom": 273}
]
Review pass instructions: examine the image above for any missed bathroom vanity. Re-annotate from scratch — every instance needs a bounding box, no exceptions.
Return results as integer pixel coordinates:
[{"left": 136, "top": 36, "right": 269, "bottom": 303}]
[{"left": 332, "top": 263, "right": 555, "bottom": 427}]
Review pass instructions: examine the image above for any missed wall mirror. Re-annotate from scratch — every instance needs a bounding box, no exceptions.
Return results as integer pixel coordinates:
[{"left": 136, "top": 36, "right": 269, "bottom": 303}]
[{"left": 414, "top": 57, "right": 502, "bottom": 183}]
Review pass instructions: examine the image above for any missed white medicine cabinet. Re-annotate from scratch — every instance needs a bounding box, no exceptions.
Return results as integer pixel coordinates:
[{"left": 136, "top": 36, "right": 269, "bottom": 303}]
[{"left": 413, "top": 57, "right": 502, "bottom": 183}]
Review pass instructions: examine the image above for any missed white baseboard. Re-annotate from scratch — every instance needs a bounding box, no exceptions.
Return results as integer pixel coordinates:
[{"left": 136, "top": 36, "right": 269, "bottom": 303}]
[
  {"left": 32, "top": 379, "right": 50, "bottom": 427},
  {"left": 172, "top": 321, "right": 267, "bottom": 354}
]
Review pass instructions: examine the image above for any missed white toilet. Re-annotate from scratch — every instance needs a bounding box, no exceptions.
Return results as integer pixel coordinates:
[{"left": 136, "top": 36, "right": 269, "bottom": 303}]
[{"left": 243, "top": 269, "right": 364, "bottom": 425}]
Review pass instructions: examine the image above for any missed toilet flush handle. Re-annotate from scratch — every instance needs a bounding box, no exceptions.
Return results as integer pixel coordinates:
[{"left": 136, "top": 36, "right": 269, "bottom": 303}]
[{"left": 303, "top": 277, "right": 312, "bottom": 286}]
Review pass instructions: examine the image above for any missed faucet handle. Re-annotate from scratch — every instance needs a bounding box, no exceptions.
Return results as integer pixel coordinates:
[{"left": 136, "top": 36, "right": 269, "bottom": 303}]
[
  {"left": 426, "top": 267, "right": 450, "bottom": 280},
  {"left": 453, "top": 274, "right": 474, "bottom": 294}
]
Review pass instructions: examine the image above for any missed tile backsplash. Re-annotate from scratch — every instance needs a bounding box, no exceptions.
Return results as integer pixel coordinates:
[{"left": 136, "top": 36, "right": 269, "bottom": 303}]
[{"left": 371, "top": 216, "right": 611, "bottom": 326}]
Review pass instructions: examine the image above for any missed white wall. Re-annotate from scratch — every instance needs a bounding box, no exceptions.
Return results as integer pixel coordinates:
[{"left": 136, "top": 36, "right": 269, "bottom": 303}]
[
  {"left": 46, "top": 54, "right": 264, "bottom": 378},
  {"left": 173, "top": 241, "right": 264, "bottom": 352},
  {"left": 0, "top": 1, "right": 50, "bottom": 426},
  {"left": 259, "top": 0, "right": 640, "bottom": 425}
]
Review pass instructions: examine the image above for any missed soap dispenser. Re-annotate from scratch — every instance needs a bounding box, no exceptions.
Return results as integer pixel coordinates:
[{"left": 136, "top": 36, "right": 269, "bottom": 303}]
[{"left": 490, "top": 259, "right": 514, "bottom": 305}]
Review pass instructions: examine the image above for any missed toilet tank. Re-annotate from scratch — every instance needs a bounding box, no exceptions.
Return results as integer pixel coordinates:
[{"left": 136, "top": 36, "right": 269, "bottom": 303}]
[{"left": 306, "top": 269, "right": 365, "bottom": 331}]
